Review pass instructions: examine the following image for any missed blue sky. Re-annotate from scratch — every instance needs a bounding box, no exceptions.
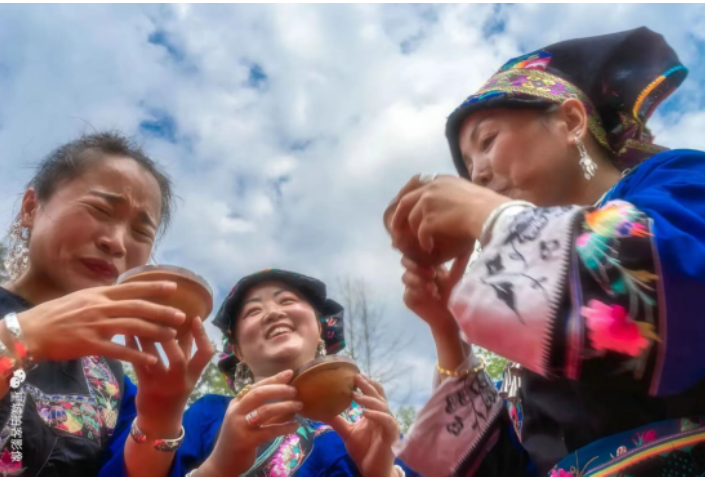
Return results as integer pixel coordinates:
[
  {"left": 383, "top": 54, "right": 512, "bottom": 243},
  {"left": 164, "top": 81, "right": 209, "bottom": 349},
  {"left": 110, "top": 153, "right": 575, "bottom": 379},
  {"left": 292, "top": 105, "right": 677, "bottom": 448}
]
[{"left": 1, "top": 4, "right": 704, "bottom": 407}]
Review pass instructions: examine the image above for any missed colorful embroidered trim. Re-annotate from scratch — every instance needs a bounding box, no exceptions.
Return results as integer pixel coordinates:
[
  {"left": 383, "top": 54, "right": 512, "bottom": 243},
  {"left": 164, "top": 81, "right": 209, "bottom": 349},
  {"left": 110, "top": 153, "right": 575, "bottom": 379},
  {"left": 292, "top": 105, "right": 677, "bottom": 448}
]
[
  {"left": 471, "top": 69, "right": 610, "bottom": 151},
  {"left": 632, "top": 65, "right": 688, "bottom": 120},
  {"left": 82, "top": 356, "right": 121, "bottom": 434},
  {"left": 550, "top": 416, "right": 705, "bottom": 477}
]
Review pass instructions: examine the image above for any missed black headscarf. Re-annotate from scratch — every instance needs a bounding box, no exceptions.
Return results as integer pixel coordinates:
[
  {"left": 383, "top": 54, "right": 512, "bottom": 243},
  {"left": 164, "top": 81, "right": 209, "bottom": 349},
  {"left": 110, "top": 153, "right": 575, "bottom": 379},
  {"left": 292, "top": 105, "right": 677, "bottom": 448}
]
[{"left": 446, "top": 27, "right": 688, "bottom": 178}]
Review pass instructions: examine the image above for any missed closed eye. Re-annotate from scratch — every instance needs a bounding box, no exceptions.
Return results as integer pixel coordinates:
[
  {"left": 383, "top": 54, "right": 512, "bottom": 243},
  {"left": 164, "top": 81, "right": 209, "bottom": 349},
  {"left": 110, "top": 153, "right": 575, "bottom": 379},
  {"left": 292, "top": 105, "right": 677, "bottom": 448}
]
[
  {"left": 480, "top": 133, "right": 497, "bottom": 151},
  {"left": 133, "top": 229, "right": 154, "bottom": 240},
  {"left": 90, "top": 204, "right": 111, "bottom": 216},
  {"left": 244, "top": 307, "right": 262, "bottom": 318},
  {"left": 280, "top": 297, "right": 297, "bottom": 306}
]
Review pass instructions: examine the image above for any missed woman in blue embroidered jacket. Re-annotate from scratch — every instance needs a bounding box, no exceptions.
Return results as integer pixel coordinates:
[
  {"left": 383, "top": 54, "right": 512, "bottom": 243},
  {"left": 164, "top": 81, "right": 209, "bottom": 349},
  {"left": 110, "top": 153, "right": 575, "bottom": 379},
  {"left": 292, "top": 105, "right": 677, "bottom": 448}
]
[
  {"left": 388, "top": 27, "right": 705, "bottom": 476},
  {"left": 0, "top": 132, "right": 212, "bottom": 475},
  {"left": 102, "top": 268, "right": 416, "bottom": 477}
]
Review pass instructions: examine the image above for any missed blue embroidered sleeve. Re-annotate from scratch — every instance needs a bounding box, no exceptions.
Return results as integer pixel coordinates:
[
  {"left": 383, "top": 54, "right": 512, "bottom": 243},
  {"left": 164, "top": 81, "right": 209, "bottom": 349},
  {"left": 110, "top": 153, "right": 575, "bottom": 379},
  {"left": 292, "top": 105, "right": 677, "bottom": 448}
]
[{"left": 450, "top": 149, "right": 705, "bottom": 397}]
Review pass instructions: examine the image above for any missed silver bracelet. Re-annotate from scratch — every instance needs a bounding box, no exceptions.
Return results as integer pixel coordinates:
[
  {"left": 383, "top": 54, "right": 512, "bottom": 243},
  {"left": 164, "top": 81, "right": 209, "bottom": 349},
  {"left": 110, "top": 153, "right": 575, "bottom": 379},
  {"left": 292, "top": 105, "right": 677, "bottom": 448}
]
[
  {"left": 3, "top": 312, "right": 37, "bottom": 372},
  {"left": 394, "top": 465, "right": 406, "bottom": 477},
  {"left": 479, "top": 201, "right": 535, "bottom": 247},
  {"left": 130, "top": 418, "right": 185, "bottom": 452}
]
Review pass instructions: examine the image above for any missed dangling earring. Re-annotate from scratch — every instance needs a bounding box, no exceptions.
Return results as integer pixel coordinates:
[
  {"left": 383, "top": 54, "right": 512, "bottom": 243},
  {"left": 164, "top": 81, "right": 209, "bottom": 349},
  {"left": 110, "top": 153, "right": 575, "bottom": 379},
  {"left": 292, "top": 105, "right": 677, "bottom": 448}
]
[
  {"left": 575, "top": 130, "right": 597, "bottom": 180},
  {"left": 316, "top": 341, "right": 327, "bottom": 358},
  {"left": 232, "top": 362, "right": 254, "bottom": 394},
  {"left": 6, "top": 220, "right": 30, "bottom": 281}
]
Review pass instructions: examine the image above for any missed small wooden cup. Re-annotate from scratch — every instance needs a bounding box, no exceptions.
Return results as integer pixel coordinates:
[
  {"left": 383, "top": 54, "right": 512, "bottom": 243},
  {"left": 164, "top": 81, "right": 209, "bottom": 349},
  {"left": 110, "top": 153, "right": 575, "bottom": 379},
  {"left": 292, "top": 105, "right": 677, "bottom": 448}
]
[
  {"left": 117, "top": 265, "right": 213, "bottom": 338},
  {"left": 290, "top": 356, "right": 360, "bottom": 422}
]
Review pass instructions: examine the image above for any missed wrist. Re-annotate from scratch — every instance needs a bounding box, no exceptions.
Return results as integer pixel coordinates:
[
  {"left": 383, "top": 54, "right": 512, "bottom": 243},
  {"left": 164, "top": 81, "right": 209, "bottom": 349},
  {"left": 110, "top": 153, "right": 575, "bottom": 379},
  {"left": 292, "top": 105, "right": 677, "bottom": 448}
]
[
  {"left": 389, "top": 464, "right": 404, "bottom": 477},
  {"left": 429, "top": 315, "right": 461, "bottom": 344},
  {"left": 468, "top": 195, "right": 511, "bottom": 240},
  {"left": 193, "top": 458, "right": 219, "bottom": 477},
  {"left": 12, "top": 312, "right": 44, "bottom": 362},
  {"left": 135, "top": 414, "right": 183, "bottom": 440},
  {"left": 201, "top": 446, "right": 249, "bottom": 477}
]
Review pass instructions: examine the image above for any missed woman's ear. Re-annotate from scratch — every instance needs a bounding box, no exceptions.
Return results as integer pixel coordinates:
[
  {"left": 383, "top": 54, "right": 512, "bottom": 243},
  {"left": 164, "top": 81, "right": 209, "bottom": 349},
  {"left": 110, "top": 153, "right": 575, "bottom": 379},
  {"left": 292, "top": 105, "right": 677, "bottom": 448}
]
[
  {"left": 560, "top": 98, "right": 590, "bottom": 145},
  {"left": 230, "top": 339, "right": 243, "bottom": 360},
  {"left": 20, "top": 187, "right": 39, "bottom": 230}
]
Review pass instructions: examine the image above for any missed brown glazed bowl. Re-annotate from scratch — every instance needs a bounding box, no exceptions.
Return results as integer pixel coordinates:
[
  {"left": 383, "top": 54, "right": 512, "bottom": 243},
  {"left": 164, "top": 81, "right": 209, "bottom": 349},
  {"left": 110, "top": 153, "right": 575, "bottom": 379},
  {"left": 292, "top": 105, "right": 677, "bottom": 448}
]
[
  {"left": 290, "top": 355, "right": 360, "bottom": 422},
  {"left": 117, "top": 265, "right": 213, "bottom": 338}
]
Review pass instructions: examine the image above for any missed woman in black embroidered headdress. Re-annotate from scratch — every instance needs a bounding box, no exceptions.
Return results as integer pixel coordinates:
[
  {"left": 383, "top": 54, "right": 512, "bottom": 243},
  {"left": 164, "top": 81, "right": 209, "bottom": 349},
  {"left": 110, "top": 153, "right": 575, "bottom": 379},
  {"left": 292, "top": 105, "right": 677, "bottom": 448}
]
[
  {"left": 388, "top": 27, "right": 705, "bottom": 476},
  {"left": 102, "top": 268, "right": 416, "bottom": 477}
]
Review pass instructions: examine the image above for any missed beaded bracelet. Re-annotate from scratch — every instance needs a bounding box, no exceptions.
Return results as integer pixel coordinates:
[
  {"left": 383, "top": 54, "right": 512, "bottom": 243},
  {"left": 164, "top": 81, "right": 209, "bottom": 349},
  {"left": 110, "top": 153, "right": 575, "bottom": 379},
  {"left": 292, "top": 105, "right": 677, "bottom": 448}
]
[
  {"left": 435, "top": 356, "right": 487, "bottom": 378},
  {"left": 3, "top": 313, "right": 37, "bottom": 372},
  {"left": 0, "top": 338, "right": 17, "bottom": 383}
]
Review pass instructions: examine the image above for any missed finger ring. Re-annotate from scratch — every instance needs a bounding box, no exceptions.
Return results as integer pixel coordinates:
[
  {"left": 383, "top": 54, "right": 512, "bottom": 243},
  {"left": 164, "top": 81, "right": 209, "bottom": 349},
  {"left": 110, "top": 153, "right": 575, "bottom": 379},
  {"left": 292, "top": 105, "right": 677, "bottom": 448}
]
[
  {"left": 245, "top": 409, "right": 262, "bottom": 428},
  {"left": 419, "top": 173, "right": 439, "bottom": 184},
  {"left": 236, "top": 384, "right": 253, "bottom": 400}
]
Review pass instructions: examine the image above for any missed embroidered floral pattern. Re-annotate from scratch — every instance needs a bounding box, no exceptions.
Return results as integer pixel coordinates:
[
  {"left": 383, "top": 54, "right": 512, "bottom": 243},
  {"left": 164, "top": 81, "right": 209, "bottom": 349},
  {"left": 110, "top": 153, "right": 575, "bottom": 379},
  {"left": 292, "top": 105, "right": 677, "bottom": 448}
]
[
  {"left": 269, "top": 434, "right": 304, "bottom": 477},
  {"left": 248, "top": 403, "right": 362, "bottom": 476},
  {"left": 25, "top": 383, "right": 104, "bottom": 443},
  {"left": 508, "top": 400, "right": 523, "bottom": 441},
  {"left": 500, "top": 50, "right": 552, "bottom": 72},
  {"left": 0, "top": 447, "right": 24, "bottom": 476},
  {"left": 22, "top": 357, "right": 120, "bottom": 446},
  {"left": 551, "top": 416, "right": 705, "bottom": 477},
  {"left": 634, "top": 429, "right": 658, "bottom": 447},
  {"left": 681, "top": 418, "right": 701, "bottom": 432},
  {"left": 577, "top": 201, "right": 654, "bottom": 301},
  {"left": 454, "top": 68, "right": 610, "bottom": 152},
  {"left": 577, "top": 200, "right": 660, "bottom": 365},
  {"left": 342, "top": 403, "right": 363, "bottom": 423},
  {"left": 82, "top": 356, "right": 120, "bottom": 434},
  {"left": 581, "top": 301, "right": 656, "bottom": 357},
  {"left": 477, "top": 207, "right": 572, "bottom": 325}
]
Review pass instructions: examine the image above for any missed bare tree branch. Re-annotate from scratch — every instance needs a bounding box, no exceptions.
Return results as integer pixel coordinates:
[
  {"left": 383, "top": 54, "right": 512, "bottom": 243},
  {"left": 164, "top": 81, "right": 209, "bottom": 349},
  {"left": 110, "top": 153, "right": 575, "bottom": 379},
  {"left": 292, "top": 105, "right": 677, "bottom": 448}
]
[{"left": 334, "top": 275, "right": 415, "bottom": 401}]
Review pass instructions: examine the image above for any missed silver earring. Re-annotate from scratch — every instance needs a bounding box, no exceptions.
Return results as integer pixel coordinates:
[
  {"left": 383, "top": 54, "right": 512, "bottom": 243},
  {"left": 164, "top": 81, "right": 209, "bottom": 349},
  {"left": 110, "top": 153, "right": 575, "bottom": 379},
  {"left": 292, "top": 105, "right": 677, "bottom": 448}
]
[
  {"left": 575, "top": 130, "right": 597, "bottom": 180},
  {"left": 6, "top": 221, "right": 30, "bottom": 281},
  {"left": 232, "top": 362, "right": 254, "bottom": 394},
  {"left": 316, "top": 341, "right": 327, "bottom": 358}
]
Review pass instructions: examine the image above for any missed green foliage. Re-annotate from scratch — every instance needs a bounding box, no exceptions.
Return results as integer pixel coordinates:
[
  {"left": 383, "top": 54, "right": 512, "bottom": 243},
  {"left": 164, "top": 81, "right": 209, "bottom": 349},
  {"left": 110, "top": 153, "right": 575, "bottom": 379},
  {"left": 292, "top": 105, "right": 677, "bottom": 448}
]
[{"left": 396, "top": 405, "right": 417, "bottom": 435}]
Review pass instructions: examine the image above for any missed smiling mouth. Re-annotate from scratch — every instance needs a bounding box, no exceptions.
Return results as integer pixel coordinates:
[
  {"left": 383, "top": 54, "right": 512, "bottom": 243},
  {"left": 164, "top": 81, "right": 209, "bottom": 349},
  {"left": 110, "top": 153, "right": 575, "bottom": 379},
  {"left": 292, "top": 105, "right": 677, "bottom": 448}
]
[{"left": 266, "top": 326, "right": 294, "bottom": 340}]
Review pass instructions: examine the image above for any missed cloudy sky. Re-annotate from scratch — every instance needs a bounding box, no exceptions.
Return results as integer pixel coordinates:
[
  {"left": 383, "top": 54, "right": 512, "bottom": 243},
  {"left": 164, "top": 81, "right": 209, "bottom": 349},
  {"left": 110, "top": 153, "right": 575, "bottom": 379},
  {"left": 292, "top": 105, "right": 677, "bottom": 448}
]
[{"left": 1, "top": 4, "right": 704, "bottom": 408}]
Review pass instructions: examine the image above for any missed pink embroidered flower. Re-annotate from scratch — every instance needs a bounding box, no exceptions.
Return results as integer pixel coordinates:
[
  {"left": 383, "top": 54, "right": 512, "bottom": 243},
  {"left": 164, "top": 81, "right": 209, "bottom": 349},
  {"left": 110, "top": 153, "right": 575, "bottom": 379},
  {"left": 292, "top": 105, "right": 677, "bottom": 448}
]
[
  {"left": 576, "top": 233, "right": 590, "bottom": 247},
  {"left": 0, "top": 448, "right": 22, "bottom": 474},
  {"left": 634, "top": 429, "right": 658, "bottom": 446},
  {"left": 269, "top": 435, "right": 300, "bottom": 477},
  {"left": 509, "top": 405, "right": 517, "bottom": 420},
  {"left": 581, "top": 300, "right": 650, "bottom": 357},
  {"left": 550, "top": 468, "right": 573, "bottom": 477}
]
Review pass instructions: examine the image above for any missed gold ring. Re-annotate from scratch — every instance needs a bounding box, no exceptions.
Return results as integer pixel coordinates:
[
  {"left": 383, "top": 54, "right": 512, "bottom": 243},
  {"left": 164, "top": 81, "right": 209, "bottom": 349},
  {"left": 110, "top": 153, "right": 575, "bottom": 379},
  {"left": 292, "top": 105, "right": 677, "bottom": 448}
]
[{"left": 236, "top": 384, "right": 253, "bottom": 400}]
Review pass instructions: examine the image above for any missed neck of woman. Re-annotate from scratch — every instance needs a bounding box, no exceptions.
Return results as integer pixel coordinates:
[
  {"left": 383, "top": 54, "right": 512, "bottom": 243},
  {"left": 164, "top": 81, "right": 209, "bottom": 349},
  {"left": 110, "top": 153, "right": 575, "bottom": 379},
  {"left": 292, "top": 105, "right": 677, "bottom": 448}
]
[
  {"left": 251, "top": 354, "right": 315, "bottom": 384},
  {"left": 3, "top": 268, "right": 65, "bottom": 306},
  {"left": 571, "top": 150, "right": 624, "bottom": 207}
]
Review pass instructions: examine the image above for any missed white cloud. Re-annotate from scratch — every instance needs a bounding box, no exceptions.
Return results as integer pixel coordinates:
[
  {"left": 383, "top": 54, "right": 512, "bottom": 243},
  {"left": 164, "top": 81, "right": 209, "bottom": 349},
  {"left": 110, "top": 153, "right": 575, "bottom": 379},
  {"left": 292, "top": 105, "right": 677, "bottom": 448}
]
[{"left": 1, "top": 4, "right": 703, "bottom": 406}]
